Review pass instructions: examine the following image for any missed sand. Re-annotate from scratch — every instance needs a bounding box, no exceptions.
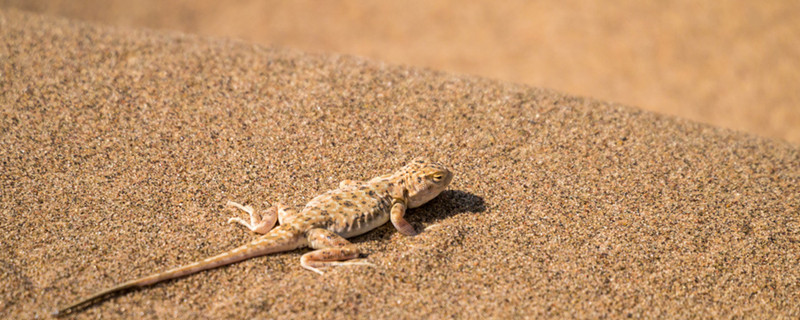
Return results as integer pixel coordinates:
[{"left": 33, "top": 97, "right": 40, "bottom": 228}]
[
  {"left": 1, "top": 9, "right": 799, "bottom": 319},
  {"left": 4, "top": 0, "right": 800, "bottom": 145}
]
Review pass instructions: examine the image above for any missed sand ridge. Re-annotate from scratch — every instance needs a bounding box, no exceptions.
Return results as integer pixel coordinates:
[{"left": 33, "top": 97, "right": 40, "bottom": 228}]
[{"left": 1, "top": 10, "right": 799, "bottom": 319}]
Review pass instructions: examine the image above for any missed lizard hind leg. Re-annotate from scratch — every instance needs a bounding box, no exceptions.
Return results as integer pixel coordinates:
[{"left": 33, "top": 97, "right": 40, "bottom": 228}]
[
  {"left": 300, "top": 228, "right": 374, "bottom": 275},
  {"left": 275, "top": 202, "right": 300, "bottom": 225},
  {"left": 226, "top": 201, "right": 278, "bottom": 234}
]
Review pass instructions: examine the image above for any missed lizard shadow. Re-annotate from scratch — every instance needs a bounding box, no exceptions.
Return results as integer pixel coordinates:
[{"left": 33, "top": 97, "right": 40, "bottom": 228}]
[
  {"left": 413, "top": 189, "right": 486, "bottom": 225},
  {"left": 354, "top": 189, "right": 485, "bottom": 243}
]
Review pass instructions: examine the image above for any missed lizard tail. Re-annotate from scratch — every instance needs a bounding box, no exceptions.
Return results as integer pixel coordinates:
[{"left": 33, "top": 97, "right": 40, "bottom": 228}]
[{"left": 53, "top": 228, "right": 302, "bottom": 316}]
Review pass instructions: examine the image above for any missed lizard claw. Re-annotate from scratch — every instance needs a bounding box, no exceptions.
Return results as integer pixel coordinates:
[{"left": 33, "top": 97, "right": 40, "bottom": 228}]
[
  {"left": 306, "top": 266, "right": 325, "bottom": 275},
  {"left": 394, "top": 222, "right": 418, "bottom": 236},
  {"left": 423, "top": 223, "right": 442, "bottom": 232},
  {"left": 331, "top": 259, "right": 375, "bottom": 268},
  {"left": 226, "top": 201, "right": 254, "bottom": 214},
  {"left": 306, "top": 260, "right": 375, "bottom": 275},
  {"left": 227, "top": 217, "right": 244, "bottom": 224}
]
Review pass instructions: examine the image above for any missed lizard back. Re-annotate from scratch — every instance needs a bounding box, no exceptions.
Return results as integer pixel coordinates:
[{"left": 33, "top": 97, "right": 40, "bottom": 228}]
[{"left": 301, "top": 181, "right": 394, "bottom": 238}]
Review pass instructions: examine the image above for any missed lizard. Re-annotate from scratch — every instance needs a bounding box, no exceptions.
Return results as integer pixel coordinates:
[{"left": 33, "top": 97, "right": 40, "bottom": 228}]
[{"left": 54, "top": 158, "right": 454, "bottom": 316}]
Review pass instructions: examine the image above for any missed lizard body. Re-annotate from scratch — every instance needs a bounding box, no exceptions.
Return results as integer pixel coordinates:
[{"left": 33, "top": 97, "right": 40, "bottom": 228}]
[{"left": 55, "top": 158, "right": 453, "bottom": 315}]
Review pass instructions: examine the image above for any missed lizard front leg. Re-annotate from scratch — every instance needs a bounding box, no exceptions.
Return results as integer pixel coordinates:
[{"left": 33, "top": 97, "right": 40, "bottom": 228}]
[
  {"left": 226, "top": 201, "right": 278, "bottom": 234},
  {"left": 300, "top": 228, "right": 373, "bottom": 274},
  {"left": 390, "top": 199, "right": 418, "bottom": 236}
]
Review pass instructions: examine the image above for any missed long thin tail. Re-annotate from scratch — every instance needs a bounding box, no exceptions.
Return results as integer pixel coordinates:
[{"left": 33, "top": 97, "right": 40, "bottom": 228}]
[{"left": 54, "top": 229, "right": 301, "bottom": 316}]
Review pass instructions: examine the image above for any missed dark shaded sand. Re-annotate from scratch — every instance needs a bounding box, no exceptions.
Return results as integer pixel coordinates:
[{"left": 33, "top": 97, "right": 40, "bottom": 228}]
[{"left": 2, "top": 10, "right": 799, "bottom": 319}]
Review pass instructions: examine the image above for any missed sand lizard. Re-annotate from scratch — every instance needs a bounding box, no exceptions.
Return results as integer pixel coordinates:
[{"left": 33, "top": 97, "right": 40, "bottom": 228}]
[{"left": 54, "top": 158, "right": 453, "bottom": 315}]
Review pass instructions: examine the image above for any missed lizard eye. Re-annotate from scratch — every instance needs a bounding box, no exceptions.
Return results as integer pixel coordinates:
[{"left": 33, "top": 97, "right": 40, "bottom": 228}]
[{"left": 432, "top": 174, "right": 443, "bottom": 182}]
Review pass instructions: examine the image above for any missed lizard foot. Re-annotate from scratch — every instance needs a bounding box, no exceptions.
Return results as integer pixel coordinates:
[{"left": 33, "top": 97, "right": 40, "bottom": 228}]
[
  {"left": 226, "top": 201, "right": 278, "bottom": 234},
  {"left": 304, "top": 260, "right": 376, "bottom": 275},
  {"left": 327, "top": 259, "right": 375, "bottom": 268},
  {"left": 301, "top": 228, "right": 374, "bottom": 275}
]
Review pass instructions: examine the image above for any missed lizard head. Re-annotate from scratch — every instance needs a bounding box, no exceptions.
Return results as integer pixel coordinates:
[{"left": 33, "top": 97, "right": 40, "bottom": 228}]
[{"left": 402, "top": 157, "right": 454, "bottom": 208}]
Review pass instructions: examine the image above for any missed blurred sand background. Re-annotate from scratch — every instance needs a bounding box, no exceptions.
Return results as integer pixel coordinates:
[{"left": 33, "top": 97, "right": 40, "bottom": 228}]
[{"left": 3, "top": 0, "right": 799, "bottom": 144}]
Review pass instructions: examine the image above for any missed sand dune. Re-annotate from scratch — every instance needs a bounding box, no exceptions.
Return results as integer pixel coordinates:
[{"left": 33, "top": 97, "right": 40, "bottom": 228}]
[
  {"left": 4, "top": 0, "right": 800, "bottom": 144},
  {"left": 1, "top": 10, "right": 798, "bottom": 318}
]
